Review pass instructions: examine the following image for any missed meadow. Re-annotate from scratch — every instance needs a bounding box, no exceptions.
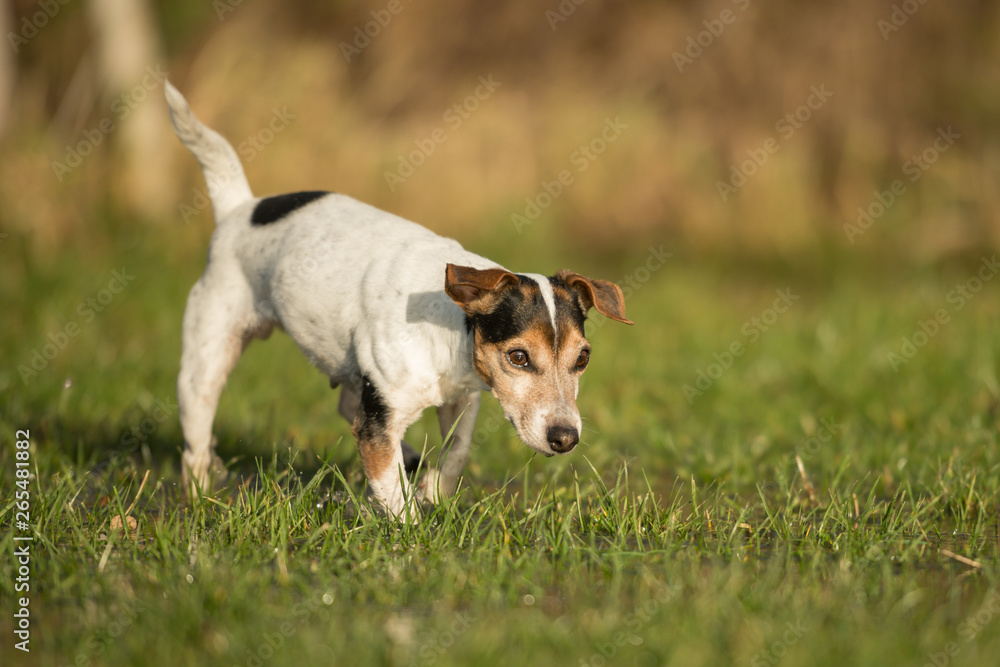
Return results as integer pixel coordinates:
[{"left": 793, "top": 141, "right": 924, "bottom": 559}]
[
  {"left": 2, "top": 217, "right": 1000, "bottom": 666},
  {"left": 2, "top": 0, "right": 999, "bottom": 664}
]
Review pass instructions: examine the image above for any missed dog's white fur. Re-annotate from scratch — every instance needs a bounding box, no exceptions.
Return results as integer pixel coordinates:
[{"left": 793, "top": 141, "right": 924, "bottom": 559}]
[{"left": 165, "top": 81, "right": 628, "bottom": 520}]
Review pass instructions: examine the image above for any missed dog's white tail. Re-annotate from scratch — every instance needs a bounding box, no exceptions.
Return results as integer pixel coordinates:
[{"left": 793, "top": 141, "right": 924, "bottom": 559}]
[{"left": 165, "top": 80, "right": 253, "bottom": 221}]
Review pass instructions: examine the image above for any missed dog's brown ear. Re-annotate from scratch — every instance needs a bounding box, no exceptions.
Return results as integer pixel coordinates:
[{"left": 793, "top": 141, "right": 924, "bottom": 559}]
[
  {"left": 557, "top": 270, "right": 634, "bottom": 325},
  {"left": 445, "top": 264, "right": 519, "bottom": 314}
]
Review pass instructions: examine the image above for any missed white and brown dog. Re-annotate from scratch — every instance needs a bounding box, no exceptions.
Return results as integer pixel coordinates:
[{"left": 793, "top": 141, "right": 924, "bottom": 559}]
[{"left": 165, "top": 81, "right": 632, "bottom": 520}]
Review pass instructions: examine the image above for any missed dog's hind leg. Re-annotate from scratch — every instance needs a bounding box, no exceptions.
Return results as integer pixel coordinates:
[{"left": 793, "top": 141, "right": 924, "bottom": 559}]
[
  {"left": 178, "top": 272, "right": 260, "bottom": 495},
  {"left": 338, "top": 386, "right": 421, "bottom": 473},
  {"left": 419, "top": 392, "right": 480, "bottom": 504}
]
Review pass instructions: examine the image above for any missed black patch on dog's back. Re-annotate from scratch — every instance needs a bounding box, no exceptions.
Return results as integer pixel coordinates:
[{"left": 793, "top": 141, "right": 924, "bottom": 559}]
[{"left": 251, "top": 191, "right": 330, "bottom": 225}]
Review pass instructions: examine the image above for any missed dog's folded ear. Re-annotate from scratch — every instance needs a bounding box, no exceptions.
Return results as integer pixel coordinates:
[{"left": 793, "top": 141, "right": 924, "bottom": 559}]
[
  {"left": 556, "top": 270, "right": 634, "bottom": 325},
  {"left": 445, "top": 264, "right": 519, "bottom": 314}
]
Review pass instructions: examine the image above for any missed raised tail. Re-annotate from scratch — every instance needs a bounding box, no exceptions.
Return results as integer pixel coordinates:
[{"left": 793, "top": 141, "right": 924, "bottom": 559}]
[{"left": 165, "top": 80, "right": 253, "bottom": 221}]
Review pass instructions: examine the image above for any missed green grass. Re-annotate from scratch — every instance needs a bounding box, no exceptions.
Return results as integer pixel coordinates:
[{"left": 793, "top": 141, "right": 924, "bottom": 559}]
[{"left": 3, "top": 221, "right": 1000, "bottom": 666}]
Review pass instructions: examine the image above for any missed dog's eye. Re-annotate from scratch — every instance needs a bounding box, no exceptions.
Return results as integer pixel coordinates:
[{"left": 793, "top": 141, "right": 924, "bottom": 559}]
[
  {"left": 507, "top": 349, "right": 529, "bottom": 367},
  {"left": 575, "top": 349, "right": 590, "bottom": 370}
]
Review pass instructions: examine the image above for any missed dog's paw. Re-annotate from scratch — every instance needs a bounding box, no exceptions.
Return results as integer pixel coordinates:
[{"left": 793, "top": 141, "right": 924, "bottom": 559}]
[
  {"left": 181, "top": 442, "right": 229, "bottom": 499},
  {"left": 366, "top": 483, "right": 422, "bottom": 524},
  {"left": 417, "top": 470, "right": 445, "bottom": 505}
]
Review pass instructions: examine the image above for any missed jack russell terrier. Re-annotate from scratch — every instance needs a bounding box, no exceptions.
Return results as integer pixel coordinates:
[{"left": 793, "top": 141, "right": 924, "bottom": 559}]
[{"left": 164, "top": 81, "right": 632, "bottom": 521}]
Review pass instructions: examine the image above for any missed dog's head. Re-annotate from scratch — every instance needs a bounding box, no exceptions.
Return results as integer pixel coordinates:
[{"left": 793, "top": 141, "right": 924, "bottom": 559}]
[{"left": 445, "top": 264, "right": 633, "bottom": 456}]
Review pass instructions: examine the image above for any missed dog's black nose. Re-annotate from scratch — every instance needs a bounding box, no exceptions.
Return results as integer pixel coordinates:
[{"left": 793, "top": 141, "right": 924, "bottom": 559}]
[{"left": 547, "top": 426, "right": 579, "bottom": 453}]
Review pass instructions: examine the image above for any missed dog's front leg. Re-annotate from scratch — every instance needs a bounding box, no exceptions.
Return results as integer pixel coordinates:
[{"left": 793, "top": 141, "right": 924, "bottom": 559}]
[
  {"left": 352, "top": 376, "right": 416, "bottom": 521},
  {"left": 338, "top": 385, "right": 422, "bottom": 473},
  {"left": 420, "top": 392, "right": 481, "bottom": 504}
]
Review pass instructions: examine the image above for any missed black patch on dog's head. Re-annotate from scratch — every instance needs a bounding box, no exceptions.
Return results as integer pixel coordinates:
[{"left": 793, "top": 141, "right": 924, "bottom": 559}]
[
  {"left": 251, "top": 191, "right": 330, "bottom": 226},
  {"left": 469, "top": 276, "right": 554, "bottom": 345}
]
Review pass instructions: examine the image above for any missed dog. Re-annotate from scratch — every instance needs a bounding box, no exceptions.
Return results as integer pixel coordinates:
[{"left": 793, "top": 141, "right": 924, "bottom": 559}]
[{"left": 164, "top": 81, "right": 633, "bottom": 520}]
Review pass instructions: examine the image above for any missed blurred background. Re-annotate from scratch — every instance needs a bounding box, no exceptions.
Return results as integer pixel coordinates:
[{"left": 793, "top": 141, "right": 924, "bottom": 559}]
[
  {"left": 5, "top": 6, "right": 1000, "bottom": 663},
  {"left": 2, "top": 0, "right": 1000, "bottom": 487},
  {"left": 2, "top": 0, "right": 997, "bottom": 259}
]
